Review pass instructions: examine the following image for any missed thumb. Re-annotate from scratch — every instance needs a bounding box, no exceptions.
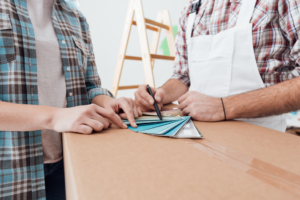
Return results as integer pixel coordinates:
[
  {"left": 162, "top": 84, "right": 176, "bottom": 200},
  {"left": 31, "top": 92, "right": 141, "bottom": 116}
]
[{"left": 155, "top": 88, "right": 165, "bottom": 103}]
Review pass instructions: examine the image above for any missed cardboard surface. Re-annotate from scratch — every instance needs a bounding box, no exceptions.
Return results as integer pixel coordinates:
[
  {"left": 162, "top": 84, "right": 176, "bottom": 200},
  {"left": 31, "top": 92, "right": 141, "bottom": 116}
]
[{"left": 63, "top": 106, "right": 300, "bottom": 200}]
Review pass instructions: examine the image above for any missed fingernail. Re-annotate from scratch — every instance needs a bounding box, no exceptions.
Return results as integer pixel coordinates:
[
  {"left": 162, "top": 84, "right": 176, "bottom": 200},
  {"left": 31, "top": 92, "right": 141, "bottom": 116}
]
[
  {"left": 123, "top": 123, "right": 128, "bottom": 128},
  {"left": 156, "top": 96, "right": 161, "bottom": 102},
  {"left": 133, "top": 123, "right": 137, "bottom": 128},
  {"left": 149, "top": 99, "right": 154, "bottom": 104}
]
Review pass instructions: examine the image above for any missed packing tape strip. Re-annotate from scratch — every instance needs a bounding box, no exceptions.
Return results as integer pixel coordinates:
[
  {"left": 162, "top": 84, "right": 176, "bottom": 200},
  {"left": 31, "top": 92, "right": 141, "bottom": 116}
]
[{"left": 183, "top": 139, "right": 300, "bottom": 197}]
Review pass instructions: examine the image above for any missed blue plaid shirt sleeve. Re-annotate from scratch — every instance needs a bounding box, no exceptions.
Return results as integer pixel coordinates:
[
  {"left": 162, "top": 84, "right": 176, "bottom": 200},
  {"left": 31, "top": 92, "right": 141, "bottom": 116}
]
[{"left": 84, "top": 22, "right": 114, "bottom": 101}]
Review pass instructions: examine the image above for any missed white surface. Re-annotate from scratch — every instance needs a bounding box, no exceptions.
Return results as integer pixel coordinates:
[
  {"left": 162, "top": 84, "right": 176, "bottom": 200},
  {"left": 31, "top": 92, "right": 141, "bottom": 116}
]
[
  {"left": 286, "top": 113, "right": 300, "bottom": 128},
  {"left": 177, "top": 120, "right": 202, "bottom": 138},
  {"left": 78, "top": 0, "right": 188, "bottom": 99}
]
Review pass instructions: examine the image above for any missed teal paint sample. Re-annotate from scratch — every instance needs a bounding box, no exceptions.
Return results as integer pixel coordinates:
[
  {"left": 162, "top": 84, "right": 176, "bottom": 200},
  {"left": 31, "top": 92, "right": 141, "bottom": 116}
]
[
  {"left": 159, "top": 25, "right": 178, "bottom": 56},
  {"left": 123, "top": 116, "right": 183, "bottom": 125},
  {"left": 124, "top": 116, "right": 203, "bottom": 139},
  {"left": 140, "top": 119, "right": 185, "bottom": 135},
  {"left": 128, "top": 121, "right": 175, "bottom": 132},
  {"left": 161, "top": 117, "right": 190, "bottom": 137}
]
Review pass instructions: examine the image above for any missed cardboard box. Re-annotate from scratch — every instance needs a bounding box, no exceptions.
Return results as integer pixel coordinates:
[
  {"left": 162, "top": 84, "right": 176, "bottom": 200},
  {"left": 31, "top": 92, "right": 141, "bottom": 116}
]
[{"left": 63, "top": 109, "right": 300, "bottom": 200}]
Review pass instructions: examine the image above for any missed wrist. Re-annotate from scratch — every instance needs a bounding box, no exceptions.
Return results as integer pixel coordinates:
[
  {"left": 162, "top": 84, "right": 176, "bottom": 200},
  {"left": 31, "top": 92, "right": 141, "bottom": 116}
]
[
  {"left": 44, "top": 107, "right": 61, "bottom": 130},
  {"left": 221, "top": 97, "right": 235, "bottom": 120},
  {"left": 215, "top": 98, "right": 225, "bottom": 121},
  {"left": 92, "top": 95, "right": 114, "bottom": 108},
  {"left": 220, "top": 98, "right": 226, "bottom": 121}
]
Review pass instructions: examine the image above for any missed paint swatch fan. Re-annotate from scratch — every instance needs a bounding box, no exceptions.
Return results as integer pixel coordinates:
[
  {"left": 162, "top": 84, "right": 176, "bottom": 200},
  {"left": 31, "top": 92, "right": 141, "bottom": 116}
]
[{"left": 123, "top": 110, "right": 203, "bottom": 139}]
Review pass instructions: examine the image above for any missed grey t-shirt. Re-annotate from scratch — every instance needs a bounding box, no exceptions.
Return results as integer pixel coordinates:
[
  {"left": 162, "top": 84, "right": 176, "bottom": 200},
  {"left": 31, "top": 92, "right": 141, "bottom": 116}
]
[{"left": 27, "top": 0, "right": 67, "bottom": 164}]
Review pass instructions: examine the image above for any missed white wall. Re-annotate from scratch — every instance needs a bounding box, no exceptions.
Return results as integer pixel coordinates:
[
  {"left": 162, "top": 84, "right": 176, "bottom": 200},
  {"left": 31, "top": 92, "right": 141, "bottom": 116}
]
[{"left": 78, "top": 0, "right": 188, "bottom": 98}]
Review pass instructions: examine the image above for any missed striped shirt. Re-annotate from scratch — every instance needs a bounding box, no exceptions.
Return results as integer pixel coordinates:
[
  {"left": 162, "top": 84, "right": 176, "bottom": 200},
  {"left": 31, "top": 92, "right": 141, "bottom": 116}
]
[
  {"left": 0, "top": 0, "right": 112, "bottom": 199},
  {"left": 171, "top": 0, "right": 300, "bottom": 87}
]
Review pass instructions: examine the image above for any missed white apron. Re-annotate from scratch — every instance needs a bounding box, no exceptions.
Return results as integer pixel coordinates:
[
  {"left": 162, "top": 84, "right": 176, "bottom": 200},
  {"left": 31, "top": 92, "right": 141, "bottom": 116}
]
[{"left": 187, "top": 0, "right": 286, "bottom": 132}]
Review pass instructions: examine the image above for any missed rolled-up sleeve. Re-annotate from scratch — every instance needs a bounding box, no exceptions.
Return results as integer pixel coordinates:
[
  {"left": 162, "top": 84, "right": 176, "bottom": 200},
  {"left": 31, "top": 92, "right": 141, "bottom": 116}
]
[
  {"left": 279, "top": 0, "right": 300, "bottom": 68},
  {"left": 170, "top": 3, "right": 192, "bottom": 87}
]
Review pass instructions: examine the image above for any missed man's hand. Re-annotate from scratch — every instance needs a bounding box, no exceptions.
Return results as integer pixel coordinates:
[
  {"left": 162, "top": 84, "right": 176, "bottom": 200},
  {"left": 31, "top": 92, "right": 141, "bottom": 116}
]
[
  {"left": 103, "top": 97, "right": 142, "bottom": 128},
  {"left": 178, "top": 91, "right": 225, "bottom": 122},
  {"left": 134, "top": 85, "right": 165, "bottom": 112},
  {"left": 51, "top": 104, "right": 128, "bottom": 135}
]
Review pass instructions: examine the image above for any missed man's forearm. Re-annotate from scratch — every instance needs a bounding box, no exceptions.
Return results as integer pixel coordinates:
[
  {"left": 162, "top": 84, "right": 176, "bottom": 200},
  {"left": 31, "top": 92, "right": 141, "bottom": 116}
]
[
  {"left": 0, "top": 101, "right": 57, "bottom": 131},
  {"left": 224, "top": 77, "right": 300, "bottom": 119},
  {"left": 160, "top": 79, "right": 189, "bottom": 105}
]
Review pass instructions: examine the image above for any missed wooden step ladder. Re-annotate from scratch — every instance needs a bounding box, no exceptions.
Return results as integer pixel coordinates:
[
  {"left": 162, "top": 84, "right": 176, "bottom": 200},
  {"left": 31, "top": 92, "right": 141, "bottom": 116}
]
[{"left": 111, "top": 0, "right": 175, "bottom": 97}]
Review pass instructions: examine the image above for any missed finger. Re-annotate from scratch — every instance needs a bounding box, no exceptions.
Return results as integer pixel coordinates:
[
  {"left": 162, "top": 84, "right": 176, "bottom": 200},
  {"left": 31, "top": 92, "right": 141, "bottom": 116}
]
[
  {"left": 119, "top": 113, "right": 127, "bottom": 119},
  {"left": 178, "top": 92, "right": 189, "bottom": 104},
  {"left": 91, "top": 113, "right": 111, "bottom": 129},
  {"left": 154, "top": 88, "right": 165, "bottom": 103},
  {"left": 137, "top": 106, "right": 143, "bottom": 117},
  {"left": 157, "top": 103, "right": 163, "bottom": 111},
  {"left": 178, "top": 99, "right": 189, "bottom": 110},
  {"left": 123, "top": 99, "right": 139, "bottom": 118},
  {"left": 181, "top": 107, "right": 191, "bottom": 116},
  {"left": 95, "top": 107, "right": 127, "bottom": 129},
  {"left": 119, "top": 107, "right": 141, "bottom": 119},
  {"left": 136, "top": 96, "right": 156, "bottom": 110},
  {"left": 137, "top": 85, "right": 156, "bottom": 105},
  {"left": 130, "top": 100, "right": 140, "bottom": 118},
  {"left": 84, "top": 119, "right": 104, "bottom": 132},
  {"left": 99, "top": 118, "right": 111, "bottom": 129},
  {"left": 76, "top": 125, "right": 93, "bottom": 135},
  {"left": 133, "top": 105, "right": 139, "bottom": 118},
  {"left": 120, "top": 100, "right": 137, "bottom": 128}
]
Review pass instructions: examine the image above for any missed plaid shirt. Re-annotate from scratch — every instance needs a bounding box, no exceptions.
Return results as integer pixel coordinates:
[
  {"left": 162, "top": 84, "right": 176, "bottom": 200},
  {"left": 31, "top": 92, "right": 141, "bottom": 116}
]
[
  {"left": 171, "top": 0, "right": 300, "bottom": 87},
  {"left": 0, "top": 0, "right": 112, "bottom": 199}
]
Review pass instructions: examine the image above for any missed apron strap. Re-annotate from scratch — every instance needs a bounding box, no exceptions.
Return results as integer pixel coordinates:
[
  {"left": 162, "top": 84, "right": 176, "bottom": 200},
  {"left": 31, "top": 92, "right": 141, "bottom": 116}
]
[
  {"left": 187, "top": 13, "right": 196, "bottom": 42},
  {"left": 236, "top": 0, "right": 257, "bottom": 25},
  {"left": 186, "top": 0, "right": 200, "bottom": 41}
]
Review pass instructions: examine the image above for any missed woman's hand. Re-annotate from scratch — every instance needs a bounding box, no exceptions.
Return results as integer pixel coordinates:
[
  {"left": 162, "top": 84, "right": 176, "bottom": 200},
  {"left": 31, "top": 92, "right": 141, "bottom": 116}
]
[
  {"left": 50, "top": 104, "right": 128, "bottom": 135},
  {"left": 103, "top": 97, "right": 142, "bottom": 128}
]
